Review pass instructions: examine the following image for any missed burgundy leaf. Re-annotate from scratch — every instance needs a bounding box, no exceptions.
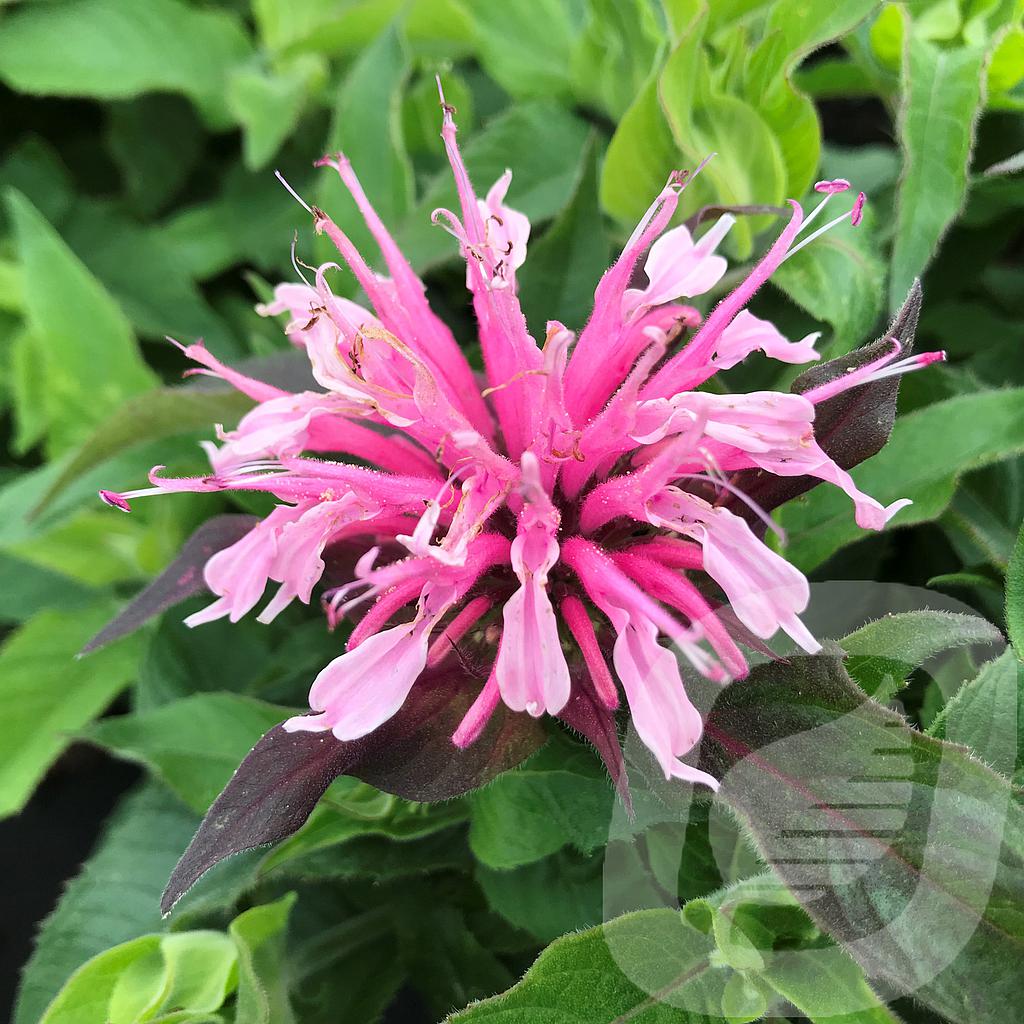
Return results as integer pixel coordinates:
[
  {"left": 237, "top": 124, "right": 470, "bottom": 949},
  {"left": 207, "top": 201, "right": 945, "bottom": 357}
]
[
  {"left": 557, "top": 671, "right": 631, "bottom": 815},
  {"left": 696, "top": 646, "right": 1023, "bottom": 1024},
  {"left": 161, "top": 660, "right": 545, "bottom": 914},
  {"left": 728, "top": 280, "right": 924, "bottom": 525},
  {"left": 80, "top": 514, "right": 257, "bottom": 655}
]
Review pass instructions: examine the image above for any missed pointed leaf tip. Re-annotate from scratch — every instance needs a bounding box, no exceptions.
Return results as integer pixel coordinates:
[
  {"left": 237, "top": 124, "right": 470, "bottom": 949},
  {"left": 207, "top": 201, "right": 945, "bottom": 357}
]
[
  {"left": 80, "top": 514, "right": 258, "bottom": 655},
  {"left": 161, "top": 660, "right": 545, "bottom": 914}
]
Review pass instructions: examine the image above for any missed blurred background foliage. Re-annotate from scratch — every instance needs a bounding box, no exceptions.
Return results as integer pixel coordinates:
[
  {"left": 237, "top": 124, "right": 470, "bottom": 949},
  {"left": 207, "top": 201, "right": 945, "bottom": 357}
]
[{"left": 0, "top": 0, "right": 1023, "bottom": 1021}]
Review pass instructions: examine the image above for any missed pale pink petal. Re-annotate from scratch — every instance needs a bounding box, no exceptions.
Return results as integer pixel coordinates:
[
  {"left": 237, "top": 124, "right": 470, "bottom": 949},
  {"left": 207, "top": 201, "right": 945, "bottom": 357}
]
[
  {"left": 644, "top": 200, "right": 805, "bottom": 400},
  {"left": 712, "top": 310, "right": 820, "bottom": 370},
  {"left": 622, "top": 216, "right": 732, "bottom": 319},
  {"left": 495, "top": 454, "right": 570, "bottom": 716}
]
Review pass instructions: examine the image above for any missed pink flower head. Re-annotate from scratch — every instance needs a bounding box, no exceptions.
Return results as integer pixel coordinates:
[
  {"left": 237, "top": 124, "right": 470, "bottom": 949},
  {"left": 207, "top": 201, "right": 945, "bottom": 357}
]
[{"left": 102, "top": 88, "right": 943, "bottom": 791}]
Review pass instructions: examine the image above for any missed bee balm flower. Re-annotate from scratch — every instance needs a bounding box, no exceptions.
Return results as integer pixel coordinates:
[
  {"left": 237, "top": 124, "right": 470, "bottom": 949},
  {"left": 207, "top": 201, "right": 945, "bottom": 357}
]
[{"left": 102, "top": 88, "right": 942, "bottom": 791}]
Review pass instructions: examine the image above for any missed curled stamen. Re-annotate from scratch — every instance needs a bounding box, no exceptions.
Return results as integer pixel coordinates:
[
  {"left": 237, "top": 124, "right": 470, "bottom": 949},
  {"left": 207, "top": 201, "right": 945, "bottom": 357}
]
[
  {"left": 290, "top": 233, "right": 312, "bottom": 287},
  {"left": 480, "top": 368, "right": 548, "bottom": 398}
]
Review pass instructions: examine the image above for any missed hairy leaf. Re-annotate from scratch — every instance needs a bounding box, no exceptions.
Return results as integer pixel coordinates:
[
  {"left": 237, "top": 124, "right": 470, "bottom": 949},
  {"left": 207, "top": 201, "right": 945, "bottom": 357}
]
[
  {"left": 1007, "top": 520, "right": 1024, "bottom": 657},
  {"left": 697, "top": 648, "right": 1024, "bottom": 1023},
  {"left": 14, "top": 785, "right": 199, "bottom": 1024},
  {"left": 839, "top": 609, "right": 1003, "bottom": 699},
  {"left": 469, "top": 735, "right": 614, "bottom": 870},
  {"left": 162, "top": 664, "right": 544, "bottom": 912},
  {"left": 229, "top": 895, "right": 297, "bottom": 1024},
  {"left": 929, "top": 650, "right": 1023, "bottom": 784}
]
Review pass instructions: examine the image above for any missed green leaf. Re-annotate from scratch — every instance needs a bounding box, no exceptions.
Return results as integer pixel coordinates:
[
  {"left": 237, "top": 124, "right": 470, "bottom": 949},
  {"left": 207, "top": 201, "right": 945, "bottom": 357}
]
[
  {"left": 399, "top": 903, "right": 517, "bottom": 1019},
  {"left": 779, "top": 387, "right": 1024, "bottom": 570},
  {"left": 9, "top": 327, "right": 49, "bottom": 455},
  {"left": 0, "top": 0, "right": 252, "bottom": 127},
  {"left": 469, "top": 735, "right": 613, "bottom": 869},
  {"left": 134, "top": 606, "right": 336, "bottom": 709},
  {"left": 107, "top": 95, "right": 204, "bottom": 218},
  {"left": 467, "top": 0, "right": 583, "bottom": 100},
  {"left": 762, "top": 952, "right": 906, "bottom": 1023},
  {"left": 698, "top": 648, "right": 1024, "bottom": 1023},
  {"left": 14, "top": 785, "right": 200, "bottom": 1024},
  {"left": 0, "top": 258, "right": 24, "bottom": 313},
  {"left": 568, "top": 0, "right": 664, "bottom": 120},
  {"left": 229, "top": 894, "right": 297, "bottom": 1024},
  {"left": 7, "top": 509, "right": 156, "bottom": 587},
  {"left": 36, "top": 936, "right": 163, "bottom": 1024},
  {"left": 0, "top": 553, "right": 94, "bottom": 624},
  {"left": 158, "top": 161, "right": 315, "bottom": 282},
  {"left": 517, "top": 136, "right": 609, "bottom": 336},
  {"left": 107, "top": 931, "right": 237, "bottom": 1022},
  {"left": 83, "top": 693, "right": 292, "bottom": 814},
  {"left": 62, "top": 201, "right": 235, "bottom": 345},
  {"left": 747, "top": 0, "right": 881, "bottom": 205},
  {"left": 600, "top": 75, "right": 680, "bottom": 227},
  {"left": 659, "top": 22, "right": 788, "bottom": 257},
  {"left": 448, "top": 907, "right": 730, "bottom": 1022},
  {"left": 1007, "top": 520, "right": 1024, "bottom": 656},
  {"left": 839, "top": 610, "right": 1003, "bottom": 699},
  {"left": 228, "top": 56, "right": 324, "bottom": 171},
  {"left": 890, "top": 32, "right": 987, "bottom": 309},
  {"left": 267, "top": 824, "right": 471, "bottom": 882},
  {"left": 35, "top": 387, "right": 252, "bottom": 514},
  {"left": 259, "top": 779, "right": 467, "bottom": 877},
  {"left": 0, "top": 135, "right": 73, "bottom": 229},
  {"left": 476, "top": 848, "right": 604, "bottom": 942},
  {"left": 929, "top": 650, "right": 1023, "bottom": 783},
  {"left": 0, "top": 603, "right": 144, "bottom": 818},
  {"left": 6, "top": 189, "right": 157, "bottom": 456}
]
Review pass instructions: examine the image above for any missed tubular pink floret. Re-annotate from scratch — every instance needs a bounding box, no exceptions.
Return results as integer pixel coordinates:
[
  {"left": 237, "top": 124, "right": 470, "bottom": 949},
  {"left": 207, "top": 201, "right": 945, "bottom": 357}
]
[
  {"left": 626, "top": 537, "right": 704, "bottom": 570},
  {"left": 560, "top": 594, "right": 619, "bottom": 710},
  {"left": 314, "top": 153, "right": 493, "bottom": 437},
  {"left": 611, "top": 551, "right": 748, "bottom": 680},
  {"left": 170, "top": 338, "right": 286, "bottom": 404},
  {"left": 802, "top": 343, "right": 945, "bottom": 406},
  {"left": 452, "top": 657, "right": 502, "bottom": 749},
  {"left": 347, "top": 579, "right": 425, "bottom": 650},
  {"left": 644, "top": 200, "right": 805, "bottom": 399},
  {"left": 427, "top": 595, "right": 494, "bottom": 667},
  {"left": 101, "top": 96, "right": 944, "bottom": 791}
]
